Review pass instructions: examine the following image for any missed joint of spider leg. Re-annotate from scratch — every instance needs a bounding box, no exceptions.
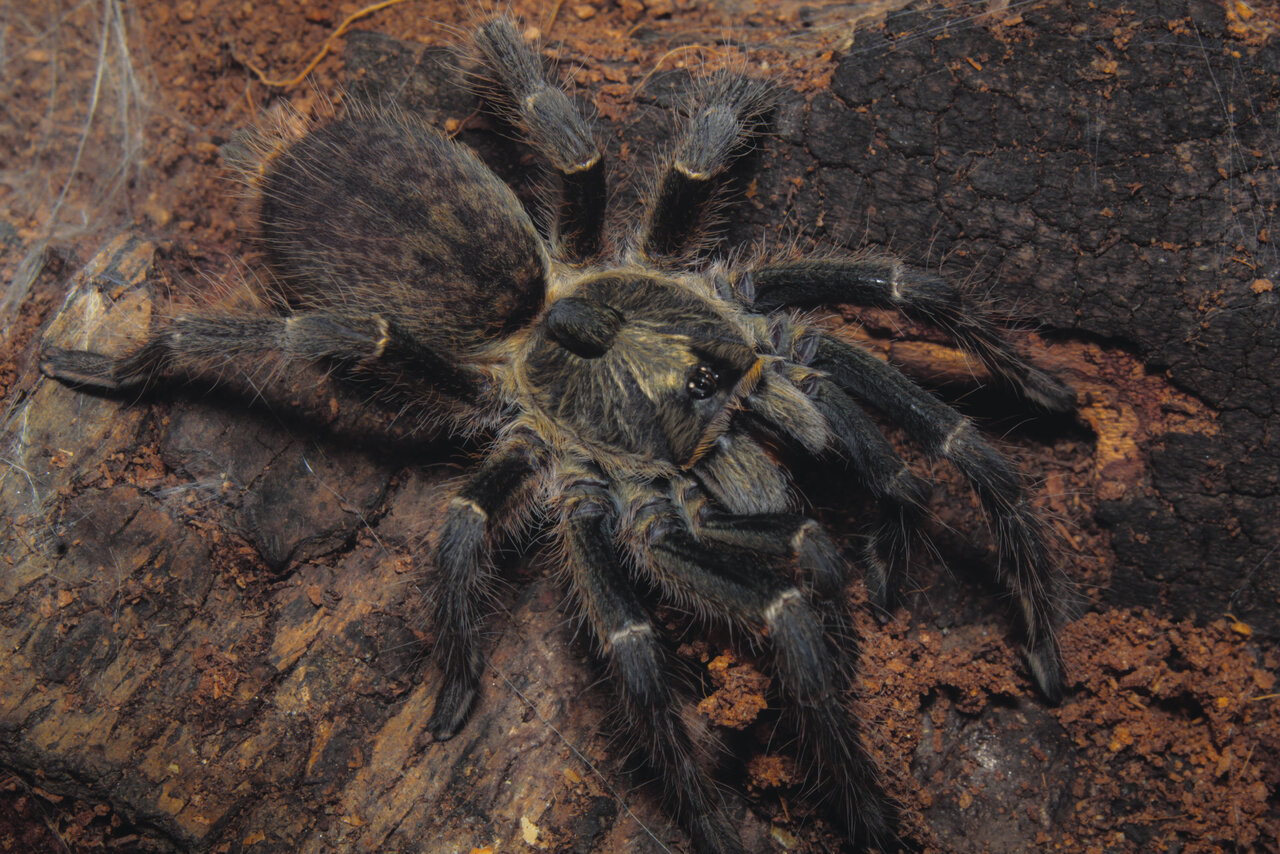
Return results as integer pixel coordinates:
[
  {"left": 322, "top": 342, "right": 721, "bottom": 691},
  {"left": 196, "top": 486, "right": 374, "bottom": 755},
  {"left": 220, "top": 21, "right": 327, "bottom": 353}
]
[
  {"left": 939, "top": 418, "right": 971, "bottom": 458},
  {"left": 709, "top": 269, "right": 737, "bottom": 304},
  {"left": 674, "top": 161, "right": 717, "bottom": 183},
  {"left": 371, "top": 316, "right": 390, "bottom": 360},
  {"left": 887, "top": 260, "right": 904, "bottom": 303},
  {"left": 564, "top": 493, "right": 610, "bottom": 522},
  {"left": 762, "top": 586, "right": 804, "bottom": 628},
  {"left": 562, "top": 475, "right": 614, "bottom": 520},
  {"left": 524, "top": 113, "right": 601, "bottom": 177},
  {"left": 763, "top": 314, "right": 818, "bottom": 365},
  {"left": 675, "top": 108, "right": 748, "bottom": 180},
  {"left": 521, "top": 90, "right": 600, "bottom": 171},
  {"left": 790, "top": 523, "right": 849, "bottom": 598},
  {"left": 673, "top": 478, "right": 707, "bottom": 520},
  {"left": 606, "top": 620, "right": 655, "bottom": 654},
  {"left": 765, "top": 317, "right": 789, "bottom": 355},
  {"left": 449, "top": 496, "right": 488, "bottom": 523},
  {"left": 632, "top": 497, "right": 683, "bottom": 545},
  {"left": 789, "top": 521, "right": 822, "bottom": 560},
  {"left": 792, "top": 328, "right": 821, "bottom": 366}
]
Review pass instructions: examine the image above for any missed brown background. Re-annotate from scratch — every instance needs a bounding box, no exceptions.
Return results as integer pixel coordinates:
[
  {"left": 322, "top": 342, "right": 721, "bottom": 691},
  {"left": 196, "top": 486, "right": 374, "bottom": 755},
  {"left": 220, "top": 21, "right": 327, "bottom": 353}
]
[{"left": 1, "top": 1, "right": 1276, "bottom": 852}]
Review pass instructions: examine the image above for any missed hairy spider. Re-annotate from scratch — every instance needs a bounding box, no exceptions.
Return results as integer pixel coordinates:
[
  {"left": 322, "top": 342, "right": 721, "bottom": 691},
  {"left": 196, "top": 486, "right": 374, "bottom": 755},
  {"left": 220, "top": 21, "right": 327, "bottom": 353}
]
[{"left": 40, "top": 16, "right": 1075, "bottom": 853}]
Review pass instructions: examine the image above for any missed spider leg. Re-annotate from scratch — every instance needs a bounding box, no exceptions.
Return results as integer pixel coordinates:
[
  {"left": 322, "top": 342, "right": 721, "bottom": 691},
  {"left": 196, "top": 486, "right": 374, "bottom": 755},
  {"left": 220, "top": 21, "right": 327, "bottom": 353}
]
[
  {"left": 630, "top": 491, "right": 900, "bottom": 847},
  {"left": 803, "top": 375, "right": 930, "bottom": 613},
  {"left": 561, "top": 469, "right": 745, "bottom": 854},
  {"left": 684, "top": 432, "right": 859, "bottom": 646},
  {"left": 471, "top": 16, "right": 605, "bottom": 260},
  {"left": 687, "top": 501, "right": 862, "bottom": 689},
  {"left": 692, "top": 509, "right": 847, "bottom": 597},
  {"left": 637, "top": 74, "right": 774, "bottom": 260},
  {"left": 427, "top": 432, "right": 542, "bottom": 739},
  {"left": 732, "top": 340, "right": 929, "bottom": 611},
  {"left": 40, "top": 310, "right": 484, "bottom": 404},
  {"left": 810, "top": 332, "right": 1067, "bottom": 701},
  {"left": 743, "top": 257, "right": 1076, "bottom": 411}
]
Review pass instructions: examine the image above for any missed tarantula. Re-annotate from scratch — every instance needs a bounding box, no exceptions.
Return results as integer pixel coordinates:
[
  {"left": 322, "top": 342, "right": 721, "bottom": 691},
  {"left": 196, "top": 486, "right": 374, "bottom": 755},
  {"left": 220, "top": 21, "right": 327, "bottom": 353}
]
[{"left": 40, "top": 16, "right": 1074, "bottom": 853}]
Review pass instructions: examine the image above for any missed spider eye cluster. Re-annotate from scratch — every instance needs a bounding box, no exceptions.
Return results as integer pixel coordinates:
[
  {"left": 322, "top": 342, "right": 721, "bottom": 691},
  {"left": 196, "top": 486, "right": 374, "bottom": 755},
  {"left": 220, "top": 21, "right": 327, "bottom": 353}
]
[{"left": 686, "top": 364, "right": 720, "bottom": 399}]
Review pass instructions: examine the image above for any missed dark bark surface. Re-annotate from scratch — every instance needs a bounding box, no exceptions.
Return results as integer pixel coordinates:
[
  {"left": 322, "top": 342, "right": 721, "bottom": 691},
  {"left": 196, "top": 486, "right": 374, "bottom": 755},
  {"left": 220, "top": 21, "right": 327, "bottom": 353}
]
[{"left": 1, "top": 2, "right": 1276, "bottom": 853}]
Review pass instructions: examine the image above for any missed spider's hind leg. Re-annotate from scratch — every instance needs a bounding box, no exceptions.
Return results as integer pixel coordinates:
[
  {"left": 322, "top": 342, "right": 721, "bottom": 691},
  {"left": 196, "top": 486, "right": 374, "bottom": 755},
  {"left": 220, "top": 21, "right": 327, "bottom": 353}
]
[
  {"left": 41, "top": 309, "right": 484, "bottom": 406},
  {"left": 638, "top": 73, "right": 775, "bottom": 260},
  {"left": 470, "top": 16, "right": 605, "bottom": 260}
]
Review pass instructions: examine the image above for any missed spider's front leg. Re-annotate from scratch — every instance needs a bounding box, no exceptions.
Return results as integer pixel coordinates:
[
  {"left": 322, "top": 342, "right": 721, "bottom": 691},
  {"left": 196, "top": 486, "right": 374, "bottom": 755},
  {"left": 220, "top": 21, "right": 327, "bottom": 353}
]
[
  {"left": 742, "top": 256, "right": 1076, "bottom": 411},
  {"left": 680, "top": 486, "right": 862, "bottom": 686},
  {"left": 426, "top": 431, "right": 543, "bottom": 739},
  {"left": 628, "top": 484, "right": 901, "bottom": 849},
  {"left": 40, "top": 309, "right": 484, "bottom": 405},
  {"left": 811, "top": 332, "right": 1068, "bottom": 701},
  {"left": 558, "top": 467, "right": 745, "bottom": 854},
  {"left": 802, "top": 373, "right": 933, "bottom": 611}
]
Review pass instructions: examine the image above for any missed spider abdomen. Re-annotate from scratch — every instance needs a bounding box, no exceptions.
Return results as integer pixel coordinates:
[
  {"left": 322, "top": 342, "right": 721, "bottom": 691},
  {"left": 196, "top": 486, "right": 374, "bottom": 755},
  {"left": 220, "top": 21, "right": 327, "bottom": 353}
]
[{"left": 260, "top": 112, "right": 549, "bottom": 352}]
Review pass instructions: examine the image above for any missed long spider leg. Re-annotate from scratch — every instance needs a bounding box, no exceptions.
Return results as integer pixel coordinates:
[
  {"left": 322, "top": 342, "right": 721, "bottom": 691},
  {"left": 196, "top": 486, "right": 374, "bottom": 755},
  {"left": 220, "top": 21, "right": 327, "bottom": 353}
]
[
  {"left": 637, "top": 74, "right": 774, "bottom": 260},
  {"left": 684, "top": 433, "right": 860, "bottom": 659},
  {"left": 631, "top": 494, "right": 900, "bottom": 848},
  {"left": 426, "top": 434, "right": 542, "bottom": 739},
  {"left": 561, "top": 471, "right": 746, "bottom": 854},
  {"left": 810, "top": 332, "right": 1067, "bottom": 702},
  {"left": 743, "top": 257, "right": 1076, "bottom": 411},
  {"left": 471, "top": 16, "right": 605, "bottom": 260},
  {"left": 40, "top": 310, "right": 484, "bottom": 403},
  {"left": 803, "top": 375, "right": 931, "bottom": 612},
  {"left": 732, "top": 347, "right": 928, "bottom": 612}
]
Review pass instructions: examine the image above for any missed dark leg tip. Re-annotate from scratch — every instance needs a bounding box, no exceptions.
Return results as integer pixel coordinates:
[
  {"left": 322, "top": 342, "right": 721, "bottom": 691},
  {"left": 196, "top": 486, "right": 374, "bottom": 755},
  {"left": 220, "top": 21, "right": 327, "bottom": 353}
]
[
  {"left": 864, "top": 557, "right": 898, "bottom": 620},
  {"left": 427, "top": 678, "right": 479, "bottom": 741},
  {"left": 39, "top": 347, "right": 122, "bottom": 390},
  {"left": 1024, "top": 370, "right": 1077, "bottom": 413},
  {"left": 1025, "top": 643, "right": 1067, "bottom": 705},
  {"left": 869, "top": 598, "right": 896, "bottom": 626},
  {"left": 687, "top": 813, "right": 748, "bottom": 854}
]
